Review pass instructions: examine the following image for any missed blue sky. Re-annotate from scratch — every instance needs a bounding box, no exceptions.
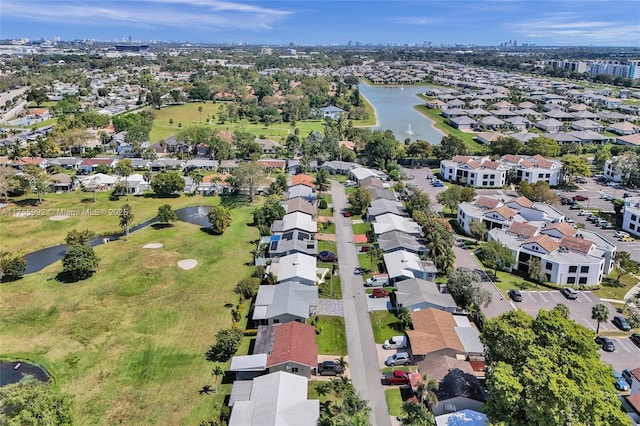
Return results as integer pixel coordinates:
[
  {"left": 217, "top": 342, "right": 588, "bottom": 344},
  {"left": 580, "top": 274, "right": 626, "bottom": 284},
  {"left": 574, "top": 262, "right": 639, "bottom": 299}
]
[{"left": 1, "top": 1, "right": 639, "bottom": 46}]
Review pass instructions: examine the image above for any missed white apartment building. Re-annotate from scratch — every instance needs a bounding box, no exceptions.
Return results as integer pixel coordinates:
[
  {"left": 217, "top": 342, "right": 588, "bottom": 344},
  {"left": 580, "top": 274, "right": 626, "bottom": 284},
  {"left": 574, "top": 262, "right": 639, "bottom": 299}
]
[
  {"left": 488, "top": 221, "right": 615, "bottom": 286},
  {"left": 440, "top": 155, "right": 509, "bottom": 188},
  {"left": 457, "top": 195, "right": 564, "bottom": 235},
  {"left": 603, "top": 157, "right": 625, "bottom": 183},
  {"left": 440, "top": 154, "right": 562, "bottom": 188},
  {"left": 622, "top": 197, "right": 640, "bottom": 237}
]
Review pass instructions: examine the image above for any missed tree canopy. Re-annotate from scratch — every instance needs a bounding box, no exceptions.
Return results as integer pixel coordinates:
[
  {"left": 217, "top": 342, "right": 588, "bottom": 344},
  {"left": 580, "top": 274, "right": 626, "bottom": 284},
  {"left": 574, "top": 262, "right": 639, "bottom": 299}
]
[
  {"left": 208, "top": 205, "right": 232, "bottom": 235},
  {"left": 0, "top": 376, "right": 73, "bottom": 425},
  {"left": 433, "top": 135, "right": 469, "bottom": 160},
  {"left": 348, "top": 186, "right": 372, "bottom": 215},
  {"left": 481, "top": 308, "right": 628, "bottom": 426},
  {"left": 151, "top": 171, "right": 185, "bottom": 196}
]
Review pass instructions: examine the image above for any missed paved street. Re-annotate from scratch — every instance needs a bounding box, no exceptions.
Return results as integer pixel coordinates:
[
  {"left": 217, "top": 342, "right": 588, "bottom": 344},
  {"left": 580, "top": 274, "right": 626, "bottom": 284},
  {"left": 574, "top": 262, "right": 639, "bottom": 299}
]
[{"left": 332, "top": 180, "right": 391, "bottom": 426}]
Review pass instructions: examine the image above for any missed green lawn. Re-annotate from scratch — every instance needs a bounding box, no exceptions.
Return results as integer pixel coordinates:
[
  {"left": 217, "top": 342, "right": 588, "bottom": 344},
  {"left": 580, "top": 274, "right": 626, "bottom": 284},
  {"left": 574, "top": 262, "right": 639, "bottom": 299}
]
[
  {"left": 315, "top": 316, "right": 348, "bottom": 355},
  {"left": 319, "top": 274, "right": 342, "bottom": 300},
  {"left": 358, "top": 253, "right": 384, "bottom": 280},
  {"left": 321, "top": 222, "right": 336, "bottom": 234},
  {"left": 0, "top": 200, "right": 258, "bottom": 425},
  {"left": 385, "top": 389, "right": 404, "bottom": 417},
  {"left": 593, "top": 272, "right": 638, "bottom": 301},
  {"left": 318, "top": 240, "right": 338, "bottom": 254},
  {"left": 0, "top": 191, "right": 228, "bottom": 255},
  {"left": 352, "top": 222, "right": 370, "bottom": 235},
  {"left": 370, "top": 310, "right": 401, "bottom": 344}
]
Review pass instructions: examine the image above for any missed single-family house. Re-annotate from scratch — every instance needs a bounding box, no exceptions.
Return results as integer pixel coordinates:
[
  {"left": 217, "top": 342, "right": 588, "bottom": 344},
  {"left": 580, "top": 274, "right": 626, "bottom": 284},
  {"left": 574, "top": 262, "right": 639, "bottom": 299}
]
[
  {"left": 318, "top": 160, "right": 356, "bottom": 175},
  {"left": 570, "top": 119, "right": 604, "bottom": 132},
  {"left": 228, "top": 372, "right": 319, "bottom": 426},
  {"left": 535, "top": 118, "right": 564, "bottom": 132},
  {"left": 350, "top": 167, "right": 387, "bottom": 183},
  {"left": 267, "top": 230, "right": 317, "bottom": 258},
  {"left": 391, "top": 278, "right": 457, "bottom": 312},
  {"left": 151, "top": 158, "right": 184, "bottom": 171},
  {"left": 367, "top": 199, "right": 408, "bottom": 220},
  {"left": 78, "top": 173, "right": 117, "bottom": 191},
  {"left": 271, "top": 212, "right": 317, "bottom": 234},
  {"left": 270, "top": 253, "right": 317, "bottom": 285},
  {"left": 373, "top": 213, "right": 422, "bottom": 237},
  {"left": 44, "top": 157, "right": 83, "bottom": 171},
  {"left": 608, "top": 121, "right": 640, "bottom": 136},
  {"left": 185, "top": 159, "right": 219, "bottom": 172},
  {"left": 377, "top": 231, "right": 427, "bottom": 255},
  {"left": 252, "top": 281, "right": 318, "bottom": 326},
  {"left": 617, "top": 133, "right": 640, "bottom": 147},
  {"left": 449, "top": 116, "right": 477, "bottom": 131},
  {"left": 284, "top": 184, "right": 316, "bottom": 202},
  {"left": 49, "top": 172, "right": 78, "bottom": 192},
  {"left": 288, "top": 174, "right": 316, "bottom": 189},
  {"left": 255, "top": 138, "right": 281, "bottom": 154},
  {"left": 256, "top": 159, "right": 286, "bottom": 172},
  {"left": 319, "top": 105, "right": 345, "bottom": 119},
  {"left": 282, "top": 197, "right": 317, "bottom": 217},
  {"left": 383, "top": 250, "right": 437, "bottom": 283}
]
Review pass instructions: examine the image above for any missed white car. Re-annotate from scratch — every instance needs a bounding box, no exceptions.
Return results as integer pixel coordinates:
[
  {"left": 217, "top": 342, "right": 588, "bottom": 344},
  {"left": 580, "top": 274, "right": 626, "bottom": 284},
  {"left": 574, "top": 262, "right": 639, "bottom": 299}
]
[
  {"left": 578, "top": 210, "right": 590, "bottom": 216},
  {"left": 615, "top": 231, "right": 630, "bottom": 238}
]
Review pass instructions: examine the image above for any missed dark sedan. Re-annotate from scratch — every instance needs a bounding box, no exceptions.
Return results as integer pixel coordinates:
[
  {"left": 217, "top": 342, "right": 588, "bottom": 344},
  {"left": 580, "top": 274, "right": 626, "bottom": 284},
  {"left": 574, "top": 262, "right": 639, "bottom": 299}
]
[
  {"left": 612, "top": 315, "right": 631, "bottom": 332},
  {"left": 595, "top": 336, "right": 616, "bottom": 352},
  {"left": 630, "top": 333, "right": 640, "bottom": 348},
  {"left": 317, "top": 251, "right": 338, "bottom": 262},
  {"left": 508, "top": 289, "right": 523, "bottom": 302}
]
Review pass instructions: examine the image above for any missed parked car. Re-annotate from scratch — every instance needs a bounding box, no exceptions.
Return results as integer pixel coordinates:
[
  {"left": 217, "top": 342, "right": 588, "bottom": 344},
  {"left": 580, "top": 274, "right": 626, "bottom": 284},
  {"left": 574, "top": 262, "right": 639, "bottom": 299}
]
[
  {"left": 317, "top": 251, "right": 338, "bottom": 262},
  {"left": 508, "top": 289, "right": 523, "bottom": 302},
  {"left": 344, "top": 180, "right": 357, "bottom": 187},
  {"left": 569, "top": 204, "right": 581, "bottom": 210},
  {"left": 383, "top": 335, "right": 408, "bottom": 350},
  {"left": 561, "top": 198, "right": 576, "bottom": 205},
  {"left": 620, "top": 236, "right": 635, "bottom": 242},
  {"left": 630, "top": 333, "right": 640, "bottom": 348},
  {"left": 573, "top": 195, "right": 589, "bottom": 201},
  {"left": 622, "top": 369, "right": 635, "bottom": 385},
  {"left": 371, "top": 288, "right": 389, "bottom": 298},
  {"left": 382, "top": 370, "right": 411, "bottom": 385},
  {"left": 317, "top": 360, "right": 344, "bottom": 376},
  {"left": 566, "top": 218, "right": 575, "bottom": 224},
  {"left": 614, "top": 371, "right": 631, "bottom": 391},
  {"left": 578, "top": 210, "right": 591, "bottom": 216},
  {"left": 612, "top": 315, "right": 631, "bottom": 331},
  {"left": 343, "top": 209, "right": 351, "bottom": 217},
  {"left": 601, "top": 222, "right": 615, "bottom": 230},
  {"left": 432, "top": 181, "right": 444, "bottom": 187},
  {"left": 595, "top": 336, "right": 615, "bottom": 352},
  {"left": 576, "top": 178, "right": 588, "bottom": 184},
  {"left": 615, "top": 231, "right": 630, "bottom": 238},
  {"left": 560, "top": 287, "right": 578, "bottom": 300},
  {"left": 624, "top": 192, "right": 632, "bottom": 198},
  {"left": 385, "top": 352, "right": 411, "bottom": 366}
]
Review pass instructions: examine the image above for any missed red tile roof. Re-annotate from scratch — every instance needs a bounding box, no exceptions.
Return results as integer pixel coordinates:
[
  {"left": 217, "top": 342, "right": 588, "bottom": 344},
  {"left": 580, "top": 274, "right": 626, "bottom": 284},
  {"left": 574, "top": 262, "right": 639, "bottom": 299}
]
[
  {"left": 16, "top": 157, "right": 44, "bottom": 165},
  {"left": 80, "top": 158, "right": 116, "bottom": 166},
  {"left": 474, "top": 196, "right": 501, "bottom": 209},
  {"left": 627, "top": 393, "right": 640, "bottom": 415},
  {"left": 532, "top": 154, "right": 555, "bottom": 169},
  {"left": 507, "top": 222, "right": 538, "bottom": 238},
  {"left": 488, "top": 205, "right": 516, "bottom": 220},
  {"left": 542, "top": 222, "right": 577, "bottom": 236},
  {"left": 266, "top": 322, "right": 318, "bottom": 368},
  {"left": 522, "top": 235, "right": 560, "bottom": 253},
  {"left": 510, "top": 196, "right": 534, "bottom": 208},
  {"left": 289, "top": 174, "right": 315, "bottom": 188},
  {"left": 502, "top": 154, "right": 524, "bottom": 163},
  {"left": 559, "top": 235, "right": 593, "bottom": 253}
]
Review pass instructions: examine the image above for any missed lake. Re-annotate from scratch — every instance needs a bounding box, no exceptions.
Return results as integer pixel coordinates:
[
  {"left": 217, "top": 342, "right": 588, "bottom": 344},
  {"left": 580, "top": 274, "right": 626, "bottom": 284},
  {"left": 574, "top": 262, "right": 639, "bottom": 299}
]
[
  {"left": 0, "top": 361, "right": 50, "bottom": 387},
  {"left": 358, "top": 83, "right": 444, "bottom": 144}
]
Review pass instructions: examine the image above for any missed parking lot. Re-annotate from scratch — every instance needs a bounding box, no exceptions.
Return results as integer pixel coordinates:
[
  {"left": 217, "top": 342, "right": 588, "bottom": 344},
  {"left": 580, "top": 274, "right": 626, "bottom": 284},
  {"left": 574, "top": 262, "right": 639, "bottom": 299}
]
[{"left": 513, "top": 289, "right": 640, "bottom": 370}]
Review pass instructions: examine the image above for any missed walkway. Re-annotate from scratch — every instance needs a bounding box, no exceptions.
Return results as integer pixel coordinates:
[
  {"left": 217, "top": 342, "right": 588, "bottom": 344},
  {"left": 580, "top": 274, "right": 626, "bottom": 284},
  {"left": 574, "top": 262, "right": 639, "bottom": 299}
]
[
  {"left": 316, "top": 298, "right": 344, "bottom": 317},
  {"left": 332, "top": 180, "right": 391, "bottom": 426}
]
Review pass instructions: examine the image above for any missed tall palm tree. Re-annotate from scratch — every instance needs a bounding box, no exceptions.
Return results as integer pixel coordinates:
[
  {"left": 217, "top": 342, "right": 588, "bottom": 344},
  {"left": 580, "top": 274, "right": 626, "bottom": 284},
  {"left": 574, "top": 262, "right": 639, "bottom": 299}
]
[
  {"left": 314, "top": 168, "right": 330, "bottom": 196},
  {"left": 119, "top": 203, "right": 134, "bottom": 240},
  {"left": 334, "top": 356, "right": 349, "bottom": 373},
  {"left": 368, "top": 247, "right": 383, "bottom": 272},
  {"left": 211, "top": 365, "right": 224, "bottom": 392},
  {"left": 415, "top": 374, "right": 439, "bottom": 408},
  {"left": 592, "top": 303, "right": 609, "bottom": 334}
]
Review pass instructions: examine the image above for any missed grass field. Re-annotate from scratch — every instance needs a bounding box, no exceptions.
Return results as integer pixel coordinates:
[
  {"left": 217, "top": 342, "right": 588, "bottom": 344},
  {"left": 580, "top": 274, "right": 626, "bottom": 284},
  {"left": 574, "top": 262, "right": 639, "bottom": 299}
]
[
  {"left": 370, "top": 310, "right": 400, "bottom": 344},
  {"left": 0, "top": 201, "right": 258, "bottom": 425},
  {"left": 593, "top": 272, "right": 638, "bottom": 301},
  {"left": 315, "top": 316, "right": 348, "bottom": 355},
  {"left": 414, "top": 104, "right": 486, "bottom": 152},
  {"left": 0, "top": 191, "right": 220, "bottom": 255},
  {"left": 384, "top": 388, "right": 404, "bottom": 417}
]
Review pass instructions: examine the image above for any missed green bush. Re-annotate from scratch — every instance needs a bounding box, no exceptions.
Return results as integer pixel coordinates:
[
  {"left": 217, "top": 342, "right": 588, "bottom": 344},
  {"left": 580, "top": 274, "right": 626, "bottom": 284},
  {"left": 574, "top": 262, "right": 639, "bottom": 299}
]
[{"left": 318, "top": 199, "right": 328, "bottom": 209}]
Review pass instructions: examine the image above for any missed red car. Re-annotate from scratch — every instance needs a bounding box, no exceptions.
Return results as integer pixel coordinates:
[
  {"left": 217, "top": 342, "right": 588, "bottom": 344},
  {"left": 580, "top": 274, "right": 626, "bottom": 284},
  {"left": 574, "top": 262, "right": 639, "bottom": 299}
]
[
  {"left": 371, "top": 288, "right": 389, "bottom": 298},
  {"left": 573, "top": 195, "right": 589, "bottom": 201}
]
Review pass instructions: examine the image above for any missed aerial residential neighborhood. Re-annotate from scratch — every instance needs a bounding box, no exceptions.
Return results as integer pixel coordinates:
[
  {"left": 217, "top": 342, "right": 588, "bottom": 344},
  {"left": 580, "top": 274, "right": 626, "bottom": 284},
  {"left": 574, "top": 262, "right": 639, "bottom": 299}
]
[{"left": 1, "top": 2, "right": 640, "bottom": 426}]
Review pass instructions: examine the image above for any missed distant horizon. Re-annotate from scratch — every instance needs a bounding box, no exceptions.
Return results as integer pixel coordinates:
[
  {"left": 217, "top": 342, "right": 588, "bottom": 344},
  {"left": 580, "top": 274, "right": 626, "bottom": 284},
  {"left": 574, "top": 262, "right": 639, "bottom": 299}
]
[{"left": 1, "top": 1, "right": 639, "bottom": 48}]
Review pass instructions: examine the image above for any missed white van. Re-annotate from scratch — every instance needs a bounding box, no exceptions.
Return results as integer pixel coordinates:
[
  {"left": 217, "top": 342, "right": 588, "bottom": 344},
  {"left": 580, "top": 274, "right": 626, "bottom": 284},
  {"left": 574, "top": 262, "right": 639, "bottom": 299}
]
[
  {"left": 364, "top": 273, "right": 390, "bottom": 287},
  {"left": 383, "top": 335, "right": 407, "bottom": 350}
]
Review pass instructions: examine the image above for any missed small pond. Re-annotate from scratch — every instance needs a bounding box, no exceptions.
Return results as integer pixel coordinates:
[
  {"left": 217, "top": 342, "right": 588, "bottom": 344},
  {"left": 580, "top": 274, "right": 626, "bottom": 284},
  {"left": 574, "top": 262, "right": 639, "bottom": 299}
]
[
  {"left": 21, "top": 205, "right": 212, "bottom": 274},
  {"left": 0, "top": 361, "right": 50, "bottom": 387}
]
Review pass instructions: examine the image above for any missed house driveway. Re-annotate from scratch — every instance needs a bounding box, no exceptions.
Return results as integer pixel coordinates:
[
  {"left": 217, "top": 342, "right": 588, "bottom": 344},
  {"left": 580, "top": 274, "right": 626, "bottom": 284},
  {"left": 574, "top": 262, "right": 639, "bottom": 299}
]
[
  {"left": 366, "top": 294, "right": 392, "bottom": 311},
  {"left": 316, "top": 233, "right": 337, "bottom": 242},
  {"left": 316, "top": 298, "right": 344, "bottom": 317}
]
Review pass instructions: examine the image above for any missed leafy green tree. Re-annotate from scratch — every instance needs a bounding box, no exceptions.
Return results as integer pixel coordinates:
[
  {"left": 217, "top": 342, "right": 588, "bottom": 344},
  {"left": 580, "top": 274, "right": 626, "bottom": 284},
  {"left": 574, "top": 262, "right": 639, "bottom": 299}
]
[
  {"left": 405, "top": 189, "right": 432, "bottom": 217},
  {"left": 119, "top": 203, "right": 134, "bottom": 239},
  {"left": 26, "top": 87, "right": 48, "bottom": 106},
  {"left": 437, "top": 185, "right": 461, "bottom": 213},
  {"left": 229, "top": 161, "right": 268, "bottom": 201},
  {"left": 433, "top": 135, "right": 469, "bottom": 160},
  {"left": 205, "top": 328, "right": 243, "bottom": 362},
  {"left": 62, "top": 244, "right": 100, "bottom": 280},
  {"left": 396, "top": 306, "right": 413, "bottom": 331},
  {"left": 157, "top": 204, "right": 177, "bottom": 225},
  {"left": 208, "top": 205, "right": 232, "bottom": 235},
  {"left": 524, "top": 136, "right": 560, "bottom": 158},
  {"left": 115, "top": 158, "right": 134, "bottom": 200},
  {"left": 480, "top": 240, "right": 515, "bottom": 278},
  {"left": 613, "top": 251, "right": 640, "bottom": 284},
  {"left": 561, "top": 154, "right": 591, "bottom": 184},
  {"left": 489, "top": 136, "right": 524, "bottom": 156},
  {"left": 460, "top": 186, "right": 476, "bottom": 202},
  {"left": 406, "top": 141, "right": 433, "bottom": 158},
  {"left": 234, "top": 277, "right": 258, "bottom": 299},
  {"left": 469, "top": 220, "right": 488, "bottom": 242},
  {"left": 65, "top": 229, "right": 95, "bottom": 246},
  {"left": 348, "top": 186, "right": 372, "bottom": 215},
  {"left": 517, "top": 181, "right": 556, "bottom": 204},
  {"left": 0, "top": 251, "right": 27, "bottom": 282},
  {"left": 400, "top": 400, "right": 435, "bottom": 426},
  {"left": 0, "top": 376, "right": 73, "bottom": 425},
  {"left": 252, "top": 195, "right": 285, "bottom": 227},
  {"left": 23, "top": 164, "right": 49, "bottom": 204},
  {"left": 592, "top": 303, "right": 609, "bottom": 334},
  {"left": 364, "top": 129, "right": 400, "bottom": 169},
  {"left": 415, "top": 373, "right": 439, "bottom": 407},
  {"left": 314, "top": 168, "right": 330, "bottom": 194},
  {"left": 0, "top": 165, "right": 17, "bottom": 202},
  {"left": 481, "top": 308, "right": 628, "bottom": 426},
  {"left": 151, "top": 171, "right": 185, "bottom": 196},
  {"left": 317, "top": 376, "right": 370, "bottom": 426},
  {"left": 446, "top": 268, "right": 492, "bottom": 309},
  {"left": 527, "top": 257, "right": 546, "bottom": 284},
  {"left": 190, "top": 169, "right": 204, "bottom": 189}
]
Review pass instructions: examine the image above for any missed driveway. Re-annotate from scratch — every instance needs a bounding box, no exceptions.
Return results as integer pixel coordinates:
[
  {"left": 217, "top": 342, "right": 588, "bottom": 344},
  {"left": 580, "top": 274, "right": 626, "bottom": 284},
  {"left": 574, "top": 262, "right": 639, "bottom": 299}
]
[{"left": 332, "top": 180, "right": 391, "bottom": 426}]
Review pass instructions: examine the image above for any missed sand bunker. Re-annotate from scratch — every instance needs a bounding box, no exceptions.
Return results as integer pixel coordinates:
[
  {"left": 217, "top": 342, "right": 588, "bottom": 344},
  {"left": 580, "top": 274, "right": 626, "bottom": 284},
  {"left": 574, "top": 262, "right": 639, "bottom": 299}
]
[
  {"left": 177, "top": 259, "right": 198, "bottom": 270},
  {"left": 49, "top": 215, "right": 70, "bottom": 221},
  {"left": 143, "top": 243, "right": 163, "bottom": 249}
]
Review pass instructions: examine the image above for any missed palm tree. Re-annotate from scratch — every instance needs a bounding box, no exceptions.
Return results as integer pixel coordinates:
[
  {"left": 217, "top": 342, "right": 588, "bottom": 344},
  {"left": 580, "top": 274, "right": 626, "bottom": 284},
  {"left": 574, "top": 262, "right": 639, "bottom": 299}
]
[
  {"left": 396, "top": 306, "right": 412, "bottom": 331},
  {"left": 115, "top": 159, "right": 133, "bottom": 200},
  {"left": 314, "top": 168, "right": 330, "bottom": 196},
  {"left": 211, "top": 365, "right": 224, "bottom": 392},
  {"left": 334, "top": 356, "right": 349, "bottom": 373},
  {"left": 368, "top": 247, "right": 383, "bottom": 272},
  {"left": 119, "top": 203, "right": 134, "bottom": 240},
  {"left": 592, "top": 303, "right": 609, "bottom": 334},
  {"left": 415, "top": 374, "right": 439, "bottom": 408}
]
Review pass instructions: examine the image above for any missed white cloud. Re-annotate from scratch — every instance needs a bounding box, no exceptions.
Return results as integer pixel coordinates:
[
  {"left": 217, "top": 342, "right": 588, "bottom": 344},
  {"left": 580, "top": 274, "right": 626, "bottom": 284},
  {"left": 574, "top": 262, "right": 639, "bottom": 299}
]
[
  {"left": 507, "top": 14, "right": 640, "bottom": 45},
  {"left": 1, "top": 0, "right": 292, "bottom": 30}
]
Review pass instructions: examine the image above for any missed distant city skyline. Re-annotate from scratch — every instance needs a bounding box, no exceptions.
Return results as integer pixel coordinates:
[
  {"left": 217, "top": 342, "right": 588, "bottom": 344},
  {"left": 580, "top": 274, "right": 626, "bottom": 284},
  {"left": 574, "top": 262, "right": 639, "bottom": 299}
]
[{"left": 1, "top": 0, "right": 639, "bottom": 47}]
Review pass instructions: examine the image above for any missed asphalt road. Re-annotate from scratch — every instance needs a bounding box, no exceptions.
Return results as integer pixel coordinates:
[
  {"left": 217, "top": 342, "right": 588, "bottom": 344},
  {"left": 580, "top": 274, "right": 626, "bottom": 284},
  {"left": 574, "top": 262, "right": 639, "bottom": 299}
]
[{"left": 332, "top": 181, "right": 391, "bottom": 426}]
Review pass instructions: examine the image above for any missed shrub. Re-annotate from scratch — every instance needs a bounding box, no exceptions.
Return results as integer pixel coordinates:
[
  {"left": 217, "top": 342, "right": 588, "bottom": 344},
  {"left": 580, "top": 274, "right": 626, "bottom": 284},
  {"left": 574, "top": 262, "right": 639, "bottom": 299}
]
[
  {"left": 62, "top": 245, "right": 100, "bottom": 280},
  {"left": 318, "top": 199, "right": 328, "bottom": 209},
  {"left": 205, "top": 328, "right": 244, "bottom": 362}
]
